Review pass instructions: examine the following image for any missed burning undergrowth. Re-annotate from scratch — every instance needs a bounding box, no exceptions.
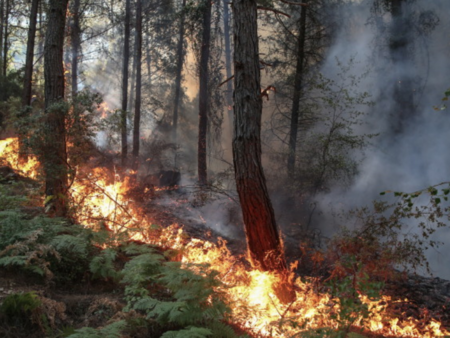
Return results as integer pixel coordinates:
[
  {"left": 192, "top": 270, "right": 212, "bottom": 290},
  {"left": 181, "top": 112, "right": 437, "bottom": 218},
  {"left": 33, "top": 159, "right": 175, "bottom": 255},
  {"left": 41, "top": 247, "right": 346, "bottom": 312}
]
[{"left": 0, "top": 137, "right": 449, "bottom": 337}]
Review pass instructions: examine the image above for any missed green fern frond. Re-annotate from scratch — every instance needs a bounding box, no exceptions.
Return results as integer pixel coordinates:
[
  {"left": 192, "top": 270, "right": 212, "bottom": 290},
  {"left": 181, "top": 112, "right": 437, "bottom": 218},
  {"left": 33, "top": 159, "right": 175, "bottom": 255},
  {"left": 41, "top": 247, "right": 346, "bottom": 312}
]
[
  {"left": 67, "top": 320, "right": 126, "bottom": 338},
  {"left": 161, "top": 326, "right": 212, "bottom": 338},
  {"left": 90, "top": 248, "right": 120, "bottom": 280}
]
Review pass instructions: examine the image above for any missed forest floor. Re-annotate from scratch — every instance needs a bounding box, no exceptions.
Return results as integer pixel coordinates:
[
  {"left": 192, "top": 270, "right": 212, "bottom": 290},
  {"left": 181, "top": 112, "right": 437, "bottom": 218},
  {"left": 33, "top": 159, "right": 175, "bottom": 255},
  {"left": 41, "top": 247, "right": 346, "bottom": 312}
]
[{"left": 0, "top": 167, "right": 449, "bottom": 338}]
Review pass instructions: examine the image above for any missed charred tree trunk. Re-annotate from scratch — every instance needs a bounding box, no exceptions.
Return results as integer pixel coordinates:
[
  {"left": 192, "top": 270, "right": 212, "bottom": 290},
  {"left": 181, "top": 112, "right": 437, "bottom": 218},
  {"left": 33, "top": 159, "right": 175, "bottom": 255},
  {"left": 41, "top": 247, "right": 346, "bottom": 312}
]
[
  {"left": 132, "top": 0, "right": 142, "bottom": 171},
  {"left": 121, "top": 0, "right": 131, "bottom": 167},
  {"left": 232, "top": 0, "right": 287, "bottom": 273},
  {"left": 222, "top": 0, "right": 233, "bottom": 131},
  {"left": 172, "top": 0, "right": 186, "bottom": 148},
  {"left": 287, "top": 1, "right": 307, "bottom": 177},
  {"left": 71, "top": 0, "right": 81, "bottom": 98},
  {"left": 43, "top": 0, "right": 70, "bottom": 217},
  {"left": 197, "top": 0, "right": 212, "bottom": 186},
  {"left": 2, "top": 0, "right": 9, "bottom": 76}
]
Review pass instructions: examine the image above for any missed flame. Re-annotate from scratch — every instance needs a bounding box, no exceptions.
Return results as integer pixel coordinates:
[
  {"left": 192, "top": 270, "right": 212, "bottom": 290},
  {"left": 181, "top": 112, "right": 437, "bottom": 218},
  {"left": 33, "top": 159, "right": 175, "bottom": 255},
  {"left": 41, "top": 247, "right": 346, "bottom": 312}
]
[
  {"left": 0, "top": 138, "right": 39, "bottom": 178},
  {"left": 1, "top": 137, "right": 449, "bottom": 337}
]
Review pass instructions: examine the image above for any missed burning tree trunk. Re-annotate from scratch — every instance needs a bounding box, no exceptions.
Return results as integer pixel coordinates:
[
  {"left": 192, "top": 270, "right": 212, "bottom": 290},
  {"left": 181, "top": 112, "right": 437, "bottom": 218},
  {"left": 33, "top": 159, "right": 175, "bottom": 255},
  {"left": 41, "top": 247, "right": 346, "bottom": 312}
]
[
  {"left": 197, "top": 0, "right": 212, "bottom": 186},
  {"left": 70, "top": 0, "right": 81, "bottom": 98},
  {"left": 172, "top": 0, "right": 186, "bottom": 149},
  {"left": 121, "top": 0, "right": 131, "bottom": 167},
  {"left": 43, "top": 0, "right": 70, "bottom": 217},
  {"left": 232, "top": 0, "right": 288, "bottom": 273},
  {"left": 132, "top": 0, "right": 142, "bottom": 171},
  {"left": 287, "top": 1, "right": 307, "bottom": 177}
]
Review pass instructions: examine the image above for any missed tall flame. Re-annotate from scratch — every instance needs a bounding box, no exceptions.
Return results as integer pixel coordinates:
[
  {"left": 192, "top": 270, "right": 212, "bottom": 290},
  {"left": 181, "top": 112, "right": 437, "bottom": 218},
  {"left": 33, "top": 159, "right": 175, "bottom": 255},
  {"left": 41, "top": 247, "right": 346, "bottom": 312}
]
[{"left": 1, "top": 137, "right": 449, "bottom": 337}]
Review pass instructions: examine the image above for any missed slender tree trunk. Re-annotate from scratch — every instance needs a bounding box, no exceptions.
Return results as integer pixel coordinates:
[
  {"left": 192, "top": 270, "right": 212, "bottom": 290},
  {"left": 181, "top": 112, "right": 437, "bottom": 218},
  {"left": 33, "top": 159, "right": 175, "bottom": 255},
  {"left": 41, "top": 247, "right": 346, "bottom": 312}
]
[
  {"left": 390, "top": 0, "right": 414, "bottom": 133},
  {"left": 128, "top": 30, "right": 137, "bottom": 113},
  {"left": 132, "top": 0, "right": 142, "bottom": 171},
  {"left": 71, "top": 0, "right": 81, "bottom": 98},
  {"left": 2, "top": 0, "right": 9, "bottom": 76},
  {"left": 145, "top": 22, "right": 151, "bottom": 85},
  {"left": 43, "top": 0, "right": 70, "bottom": 217},
  {"left": 23, "top": 0, "right": 40, "bottom": 107},
  {"left": 172, "top": 0, "right": 186, "bottom": 147},
  {"left": 222, "top": 0, "right": 233, "bottom": 130},
  {"left": 121, "top": 0, "right": 131, "bottom": 167},
  {"left": 287, "top": 2, "right": 307, "bottom": 177},
  {"left": 198, "top": 0, "right": 212, "bottom": 186},
  {"left": 232, "top": 0, "right": 288, "bottom": 273},
  {"left": 0, "top": 0, "right": 4, "bottom": 74},
  {"left": 20, "top": 0, "right": 40, "bottom": 161}
]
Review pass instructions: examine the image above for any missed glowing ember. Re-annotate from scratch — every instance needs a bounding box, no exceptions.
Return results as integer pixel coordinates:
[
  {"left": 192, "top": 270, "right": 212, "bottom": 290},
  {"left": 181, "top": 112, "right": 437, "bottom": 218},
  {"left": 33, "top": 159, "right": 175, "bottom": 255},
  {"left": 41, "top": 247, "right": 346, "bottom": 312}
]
[{"left": 1, "top": 137, "right": 449, "bottom": 337}]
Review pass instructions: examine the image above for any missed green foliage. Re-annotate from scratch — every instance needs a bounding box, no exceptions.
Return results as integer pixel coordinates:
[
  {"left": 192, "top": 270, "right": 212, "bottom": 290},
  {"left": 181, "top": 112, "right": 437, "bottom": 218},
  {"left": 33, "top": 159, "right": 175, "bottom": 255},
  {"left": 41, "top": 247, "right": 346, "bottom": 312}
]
[
  {"left": 67, "top": 320, "right": 126, "bottom": 338},
  {"left": 161, "top": 326, "right": 212, "bottom": 338},
  {"left": 0, "top": 292, "right": 41, "bottom": 325},
  {"left": 89, "top": 248, "right": 121, "bottom": 280},
  {"left": 122, "top": 249, "right": 238, "bottom": 337}
]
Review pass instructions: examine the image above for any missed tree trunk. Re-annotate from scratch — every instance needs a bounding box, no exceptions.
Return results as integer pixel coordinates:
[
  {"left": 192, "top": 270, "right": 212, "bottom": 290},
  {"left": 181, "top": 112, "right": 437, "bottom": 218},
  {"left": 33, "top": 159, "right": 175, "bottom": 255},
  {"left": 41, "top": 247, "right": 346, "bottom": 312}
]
[
  {"left": 0, "top": 0, "right": 4, "bottom": 74},
  {"left": 132, "top": 0, "right": 142, "bottom": 171},
  {"left": 390, "top": 0, "right": 414, "bottom": 133},
  {"left": 172, "top": 0, "right": 186, "bottom": 148},
  {"left": 232, "top": 0, "right": 287, "bottom": 273},
  {"left": 197, "top": 0, "right": 212, "bottom": 186},
  {"left": 222, "top": 0, "right": 233, "bottom": 131},
  {"left": 23, "top": 0, "right": 40, "bottom": 107},
  {"left": 2, "top": 0, "right": 9, "bottom": 76},
  {"left": 287, "top": 1, "right": 307, "bottom": 177},
  {"left": 121, "top": 0, "right": 131, "bottom": 167},
  {"left": 128, "top": 29, "right": 137, "bottom": 113},
  {"left": 71, "top": 0, "right": 81, "bottom": 98},
  {"left": 43, "top": 0, "right": 70, "bottom": 217}
]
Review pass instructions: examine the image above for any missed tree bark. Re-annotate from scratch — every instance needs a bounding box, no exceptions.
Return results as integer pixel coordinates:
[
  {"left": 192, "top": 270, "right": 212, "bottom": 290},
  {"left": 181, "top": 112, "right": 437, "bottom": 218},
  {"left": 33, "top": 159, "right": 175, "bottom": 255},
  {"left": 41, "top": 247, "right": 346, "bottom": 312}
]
[
  {"left": 121, "top": 0, "right": 131, "bottom": 167},
  {"left": 222, "top": 0, "right": 233, "bottom": 132},
  {"left": 43, "top": 0, "right": 70, "bottom": 217},
  {"left": 172, "top": 0, "right": 186, "bottom": 147},
  {"left": 132, "top": 0, "right": 142, "bottom": 171},
  {"left": 71, "top": 0, "right": 81, "bottom": 98},
  {"left": 232, "top": 0, "right": 287, "bottom": 273},
  {"left": 197, "top": 0, "right": 212, "bottom": 186},
  {"left": 0, "top": 0, "right": 4, "bottom": 74},
  {"left": 287, "top": 1, "right": 307, "bottom": 177},
  {"left": 23, "top": 0, "right": 40, "bottom": 107},
  {"left": 390, "top": 0, "right": 414, "bottom": 133},
  {"left": 2, "top": 0, "right": 9, "bottom": 76}
]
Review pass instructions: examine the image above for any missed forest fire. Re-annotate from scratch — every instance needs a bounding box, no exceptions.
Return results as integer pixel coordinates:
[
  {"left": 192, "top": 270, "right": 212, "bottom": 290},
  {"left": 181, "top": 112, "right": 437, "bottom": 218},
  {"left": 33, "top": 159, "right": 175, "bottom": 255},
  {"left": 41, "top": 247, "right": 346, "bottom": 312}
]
[{"left": 0, "top": 137, "right": 449, "bottom": 337}]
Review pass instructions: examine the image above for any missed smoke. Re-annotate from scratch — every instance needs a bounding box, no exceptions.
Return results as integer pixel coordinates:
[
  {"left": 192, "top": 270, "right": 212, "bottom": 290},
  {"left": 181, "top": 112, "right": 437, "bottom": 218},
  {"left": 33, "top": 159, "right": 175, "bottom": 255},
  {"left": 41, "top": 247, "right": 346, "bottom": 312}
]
[{"left": 311, "top": 0, "right": 450, "bottom": 278}]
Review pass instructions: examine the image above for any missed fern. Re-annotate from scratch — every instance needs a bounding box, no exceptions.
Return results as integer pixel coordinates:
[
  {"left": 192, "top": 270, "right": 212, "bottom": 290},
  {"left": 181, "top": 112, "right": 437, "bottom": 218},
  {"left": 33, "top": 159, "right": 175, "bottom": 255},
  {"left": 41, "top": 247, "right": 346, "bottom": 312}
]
[
  {"left": 161, "top": 326, "right": 213, "bottom": 338},
  {"left": 89, "top": 248, "right": 121, "bottom": 280},
  {"left": 66, "top": 320, "right": 126, "bottom": 338}
]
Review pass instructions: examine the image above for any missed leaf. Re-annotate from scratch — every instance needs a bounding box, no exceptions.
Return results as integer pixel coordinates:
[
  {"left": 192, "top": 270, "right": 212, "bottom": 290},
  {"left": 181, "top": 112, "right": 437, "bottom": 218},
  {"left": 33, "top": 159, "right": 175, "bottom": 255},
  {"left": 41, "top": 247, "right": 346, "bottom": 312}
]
[{"left": 435, "top": 198, "right": 441, "bottom": 205}]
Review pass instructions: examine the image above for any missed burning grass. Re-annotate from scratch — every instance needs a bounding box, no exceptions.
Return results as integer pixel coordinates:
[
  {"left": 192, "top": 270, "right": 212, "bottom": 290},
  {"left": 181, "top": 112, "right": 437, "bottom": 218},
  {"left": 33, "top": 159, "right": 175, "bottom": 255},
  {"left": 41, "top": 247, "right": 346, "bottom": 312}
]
[{"left": 1, "top": 136, "right": 449, "bottom": 337}]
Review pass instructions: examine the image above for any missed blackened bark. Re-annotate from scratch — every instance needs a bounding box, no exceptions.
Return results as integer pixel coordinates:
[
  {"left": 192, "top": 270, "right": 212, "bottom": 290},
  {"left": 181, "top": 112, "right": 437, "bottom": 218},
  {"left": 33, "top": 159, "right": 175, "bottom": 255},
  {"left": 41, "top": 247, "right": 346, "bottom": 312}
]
[
  {"left": 121, "top": 0, "right": 131, "bottom": 166},
  {"left": 44, "top": 0, "right": 70, "bottom": 217},
  {"left": 71, "top": 0, "right": 81, "bottom": 98},
  {"left": 197, "top": 0, "right": 211, "bottom": 186},
  {"left": 172, "top": 0, "right": 186, "bottom": 146},
  {"left": 232, "top": 0, "right": 287, "bottom": 272},
  {"left": 222, "top": 0, "right": 233, "bottom": 129},
  {"left": 132, "top": 0, "right": 142, "bottom": 171},
  {"left": 287, "top": 2, "right": 307, "bottom": 177}
]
